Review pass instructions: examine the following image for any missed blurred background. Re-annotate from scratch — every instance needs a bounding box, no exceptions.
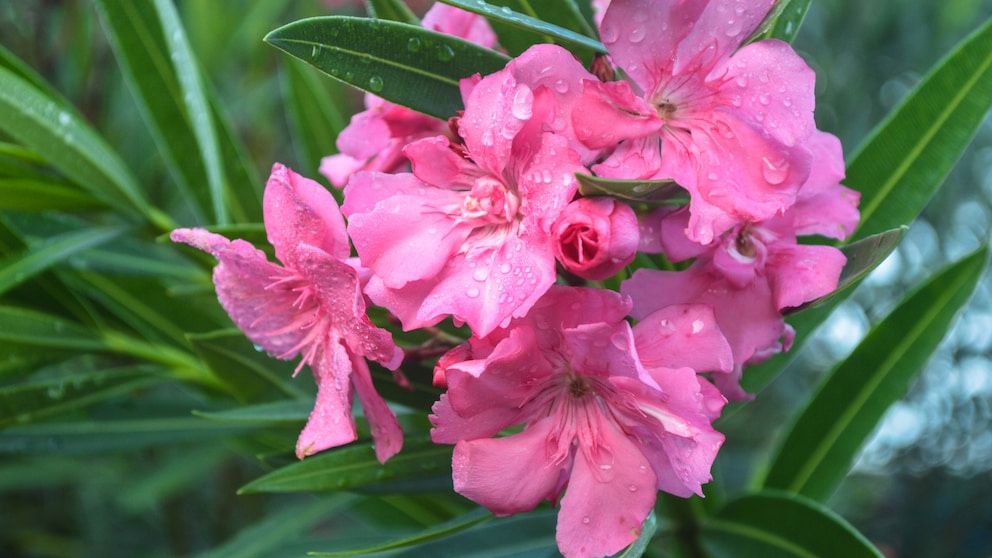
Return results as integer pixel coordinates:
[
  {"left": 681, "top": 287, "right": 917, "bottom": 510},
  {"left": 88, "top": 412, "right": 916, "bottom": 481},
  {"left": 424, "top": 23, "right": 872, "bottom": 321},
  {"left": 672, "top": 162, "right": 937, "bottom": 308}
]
[{"left": 0, "top": 1, "right": 990, "bottom": 557}]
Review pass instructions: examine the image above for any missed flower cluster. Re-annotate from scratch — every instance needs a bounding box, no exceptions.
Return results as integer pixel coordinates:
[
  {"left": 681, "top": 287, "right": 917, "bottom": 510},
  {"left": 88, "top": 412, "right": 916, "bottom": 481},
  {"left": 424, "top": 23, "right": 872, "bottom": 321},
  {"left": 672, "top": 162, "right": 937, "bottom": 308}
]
[{"left": 174, "top": 1, "right": 859, "bottom": 557}]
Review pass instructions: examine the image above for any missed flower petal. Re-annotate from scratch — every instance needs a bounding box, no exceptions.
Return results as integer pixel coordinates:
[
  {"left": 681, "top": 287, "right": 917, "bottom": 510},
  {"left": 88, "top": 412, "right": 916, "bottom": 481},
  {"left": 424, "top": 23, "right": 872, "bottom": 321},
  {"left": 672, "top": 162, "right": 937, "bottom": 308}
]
[
  {"left": 296, "top": 341, "right": 358, "bottom": 459},
  {"left": 264, "top": 163, "right": 350, "bottom": 262}
]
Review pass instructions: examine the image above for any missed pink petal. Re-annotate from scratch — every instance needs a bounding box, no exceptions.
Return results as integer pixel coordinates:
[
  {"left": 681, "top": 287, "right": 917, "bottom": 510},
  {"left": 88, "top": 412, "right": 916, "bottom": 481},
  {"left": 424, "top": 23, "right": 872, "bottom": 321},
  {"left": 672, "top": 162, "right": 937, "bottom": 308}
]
[
  {"left": 405, "top": 136, "right": 481, "bottom": 190},
  {"left": 264, "top": 163, "right": 350, "bottom": 262},
  {"left": 556, "top": 412, "right": 657, "bottom": 558},
  {"left": 709, "top": 39, "right": 816, "bottom": 149},
  {"left": 294, "top": 244, "right": 402, "bottom": 370},
  {"left": 451, "top": 417, "right": 566, "bottom": 516},
  {"left": 296, "top": 341, "right": 358, "bottom": 459},
  {"left": 769, "top": 243, "right": 846, "bottom": 310},
  {"left": 789, "top": 130, "right": 861, "bottom": 240},
  {"left": 574, "top": 80, "right": 658, "bottom": 150},
  {"left": 460, "top": 70, "right": 531, "bottom": 176},
  {"left": 350, "top": 354, "right": 403, "bottom": 463},
  {"left": 633, "top": 304, "right": 733, "bottom": 374},
  {"left": 170, "top": 228, "right": 306, "bottom": 358},
  {"left": 421, "top": 3, "right": 497, "bottom": 48}
]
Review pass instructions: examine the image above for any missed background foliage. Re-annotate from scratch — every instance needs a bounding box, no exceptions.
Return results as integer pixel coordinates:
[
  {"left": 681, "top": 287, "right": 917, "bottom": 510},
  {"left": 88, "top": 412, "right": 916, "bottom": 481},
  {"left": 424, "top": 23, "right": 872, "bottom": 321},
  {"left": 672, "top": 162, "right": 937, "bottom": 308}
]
[{"left": 0, "top": 1, "right": 990, "bottom": 557}]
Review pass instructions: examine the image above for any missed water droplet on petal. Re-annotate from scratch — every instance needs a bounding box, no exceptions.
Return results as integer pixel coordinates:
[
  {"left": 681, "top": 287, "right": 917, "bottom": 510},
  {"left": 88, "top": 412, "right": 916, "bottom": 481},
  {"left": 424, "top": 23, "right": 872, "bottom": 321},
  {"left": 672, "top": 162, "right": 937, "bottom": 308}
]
[
  {"left": 628, "top": 484, "right": 638, "bottom": 492},
  {"left": 466, "top": 287, "right": 480, "bottom": 298},
  {"left": 473, "top": 267, "right": 489, "bottom": 281},
  {"left": 761, "top": 156, "right": 790, "bottom": 185},
  {"left": 481, "top": 129, "right": 494, "bottom": 146},
  {"left": 582, "top": 516, "right": 591, "bottom": 524},
  {"left": 511, "top": 87, "right": 533, "bottom": 120},
  {"left": 553, "top": 79, "right": 569, "bottom": 93},
  {"left": 628, "top": 25, "right": 646, "bottom": 43}
]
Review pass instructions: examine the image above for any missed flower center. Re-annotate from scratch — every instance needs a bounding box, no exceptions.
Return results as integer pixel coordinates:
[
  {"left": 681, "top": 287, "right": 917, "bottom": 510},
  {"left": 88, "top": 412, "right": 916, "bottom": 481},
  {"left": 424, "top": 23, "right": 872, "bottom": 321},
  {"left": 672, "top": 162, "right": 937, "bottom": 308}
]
[
  {"left": 462, "top": 175, "right": 520, "bottom": 224},
  {"left": 655, "top": 100, "right": 679, "bottom": 122},
  {"left": 567, "top": 373, "right": 595, "bottom": 399}
]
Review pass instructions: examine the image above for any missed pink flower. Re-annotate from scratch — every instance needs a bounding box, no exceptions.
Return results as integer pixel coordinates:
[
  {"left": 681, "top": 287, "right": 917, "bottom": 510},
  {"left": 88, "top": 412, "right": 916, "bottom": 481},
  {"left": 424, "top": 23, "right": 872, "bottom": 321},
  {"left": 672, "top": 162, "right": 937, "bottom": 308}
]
[
  {"left": 343, "top": 45, "right": 594, "bottom": 337},
  {"left": 626, "top": 133, "right": 857, "bottom": 398},
  {"left": 431, "top": 287, "right": 730, "bottom": 558},
  {"left": 171, "top": 164, "right": 404, "bottom": 463},
  {"left": 319, "top": 4, "right": 498, "bottom": 187},
  {"left": 575, "top": 0, "right": 818, "bottom": 244},
  {"left": 553, "top": 197, "right": 639, "bottom": 280}
]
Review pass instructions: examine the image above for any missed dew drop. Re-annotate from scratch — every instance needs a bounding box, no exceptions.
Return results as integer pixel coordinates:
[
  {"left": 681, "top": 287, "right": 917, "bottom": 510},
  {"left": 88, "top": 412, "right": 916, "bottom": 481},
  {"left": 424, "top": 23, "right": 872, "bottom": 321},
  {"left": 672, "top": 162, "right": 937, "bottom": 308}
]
[
  {"left": 761, "top": 156, "right": 789, "bottom": 185},
  {"left": 691, "top": 319, "right": 704, "bottom": 334},
  {"left": 582, "top": 516, "right": 591, "bottom": 524},
  {"left": 406, "top": 37, "right": 422, "bottom": 52},
  {"left": 367, "top": 75, "right": 384, "bottom": 93},
  {"left": 735, "top": 75, "right": 748, "bottom": 88},
  {"left": 511, "top": 87, "right": 533, "bottom": 120},
  {"left": 57, "top": 111, "right": 70, "bottom": 126},
  {"left": 473, "top": 267, "right": 489, "bottom": 281},
  {"left": 481, "top": 129, "right": 494, "bottom": 146},
  {"left": 553, "top": 79, "right": 569, "bottom": 93},
  {"left": 707, "top": 172, "right": 719, "bottom": 181},
  {"left": 437, "top": 44, "right": 455, "bottom": 62},
  {"left": 500, "top": 263, "right": 511, "bottom": 273},
  {"left": 758, "top": 92, "right": 770, "bottom": 105},
  {"left": 628, "top": 25, "right": 646, "bottom": 43},
  {"left": 628, "top": 484, "right": 638, "bottom": 492},
  {"left": 466, "top": 287, "right": 480, "bottom": 298},
  {"left": 310, "top": 44, "right": 322, "bottom": 60}
]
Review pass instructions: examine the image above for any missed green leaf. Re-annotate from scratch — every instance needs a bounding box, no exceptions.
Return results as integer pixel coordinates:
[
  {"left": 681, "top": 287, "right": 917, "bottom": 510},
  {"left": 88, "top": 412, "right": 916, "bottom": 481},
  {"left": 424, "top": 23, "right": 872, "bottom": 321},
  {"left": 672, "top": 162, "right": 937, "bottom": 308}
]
[
  {"left": 193, "top": 400, "right": 312, "bottom": 424},
  {"left": 847, "top": 16, "right": 992, "bottom": 242},
  {"left": 310, "top": 507, "right": 493, "bottom": 557},
  {"left": 700, "top": 490, "right": 882, "bottom": 558},
  {"left": 0, "top": 306, "right": 108, "bottom": 353},
  {"left": 0, "top": 366, "right": 165, "bottom": 427},
  {"left": 761, "top": 246, "right": 988, "bottom": 501},
  {"left": 438, "top": 0, "right": 605, "bottom": 55},
  {"left": 265, "top": 16, "right": 511, "bottom": 119},
  {"left": 238, "top": 436, "right": 452, "bottom": 493},
  {"left": 365, "top": 0, "right": 420, "bottom": 25},
  {"left": 93, "top": 0, "right": 212, "bottom": 224},
  {"left": 152, "top": 0, "right": 230, "bottom": 224},
  {"left": 576, "top": 173, "right": 688, "bottom": 205},
  {"left": 749, "top": 0, "right": 811, "bottom": 44},
  {"left": 281, "top": 57, "right": 348, "bottom": 177},
  {"left": 0, "top": 178, "right": 104, "bottom": 211},
  {"left": 0, "top": 225, "right": 126, "bottom": 297},
  {"left": 0, "top": 65, "right": 154, "bottom": 222},
  {"left": 0, "top": 416, "right": 257, "bottom": 454},
  {"left": 388, "top": 509, "right": 558, "bottom": 557},
  {"left": 784, "top": 227, "right": 905, "bottom": 314},
  {"left": 188, "top": 329, "right": 311, "bottom": 402},
  {"left": 116, "top": 444, "right": 230, "bottom": 512},
  {"left": 193, "top": 495, "right": 357, "bottom": 558}
]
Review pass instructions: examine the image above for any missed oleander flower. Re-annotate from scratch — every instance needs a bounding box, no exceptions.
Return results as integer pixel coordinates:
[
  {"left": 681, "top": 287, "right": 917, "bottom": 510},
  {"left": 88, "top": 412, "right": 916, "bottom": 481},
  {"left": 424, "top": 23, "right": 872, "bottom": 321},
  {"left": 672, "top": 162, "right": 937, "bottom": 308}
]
[
  {"left": 171, "top": 164, "right": 404, "bottom": 463},
  {"left": 575, "top": 0, "right": 818, "bottom": 244},
  {"left": 553, "top": 196, "right": 640, "bottom": 280},
  {"left": 431, "top": 287, "right": 730, "bottom": 558}
]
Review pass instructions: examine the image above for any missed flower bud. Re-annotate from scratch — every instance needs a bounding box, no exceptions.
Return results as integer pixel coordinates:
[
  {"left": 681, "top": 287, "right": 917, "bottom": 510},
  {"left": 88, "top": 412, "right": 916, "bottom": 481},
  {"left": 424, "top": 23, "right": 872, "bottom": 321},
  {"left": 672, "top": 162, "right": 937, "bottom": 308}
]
[{"left": 553, "top": 197, "right": 639, "bottom": 281}]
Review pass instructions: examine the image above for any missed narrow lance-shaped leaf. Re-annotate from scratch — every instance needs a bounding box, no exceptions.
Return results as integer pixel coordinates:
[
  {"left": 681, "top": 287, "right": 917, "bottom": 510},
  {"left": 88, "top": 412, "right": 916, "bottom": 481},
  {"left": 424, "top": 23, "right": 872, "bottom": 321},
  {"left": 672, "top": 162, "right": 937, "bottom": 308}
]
[
  {"left": 0, "top": 178, "right": 104, "bottom": 211},
  {"left": 0, "top": 366, "right": 165, "bottom": 428},
  {"left": 365, "top": 0, "right": 420, "bottom": 25},
  {"left": 265, "top": 17, "right": 510, "bottom": 119},
  {"left": 93, "top": 0, "right": 211, "bottom": 224},
  {"left": 388, "top": 509, "right": 558, "bottom": 557},
  {"left": 188, "top": 329, "right": 311, "bottom": 402},
  {"left": 0, "top": 66, "right": 156, "bottom": 224},
  {"left": 761, "top": 246, "right": 988, "bottom": 501},
  {"left": 0, "top": 225, "right": 126, "bottom": 297},
  {"left": 700, "top": 490, "right": 882, "bottom": 558},
  {"left": 193, "top": 495, "right": 358, "bottom": 558},
  {"left": 576, "top": 173, "right": 688, "bottom": 205},
  {"left": 239, "top": 436, "right": 452, "bottom": 494},
  {"left": 310, "top": 507, "right": 493, "bottom": 557},
  {"left": 847, "top": 16, "right": 992, "bottom": 241},
  {"left": 153, "top": 0, "right": 230, "bottom": 224},
  {"left": 748, "top": 0, "right": 812, "bottom": 44},
  {"left": 439, "top": 0, "right": 606, "bottom": 55}
]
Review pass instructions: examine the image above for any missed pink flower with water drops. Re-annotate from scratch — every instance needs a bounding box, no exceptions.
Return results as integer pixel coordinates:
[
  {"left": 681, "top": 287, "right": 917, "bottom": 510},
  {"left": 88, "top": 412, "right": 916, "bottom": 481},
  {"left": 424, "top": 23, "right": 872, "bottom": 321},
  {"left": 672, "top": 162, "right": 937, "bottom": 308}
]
[
  {"left": 171, "top": 164, "right": 404, "bottom": 463},
  {"left": 626, "top": 131, "right": 857, "bottom": 398},
  {"left": 431, "top": 287, "right": 730, "bottom": 558},
  {"left": 343, "top": 45, "right": 595, "bottom": 337},
  {"left": 575, "top": 0, "right": 818, "bottom": 244}
]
